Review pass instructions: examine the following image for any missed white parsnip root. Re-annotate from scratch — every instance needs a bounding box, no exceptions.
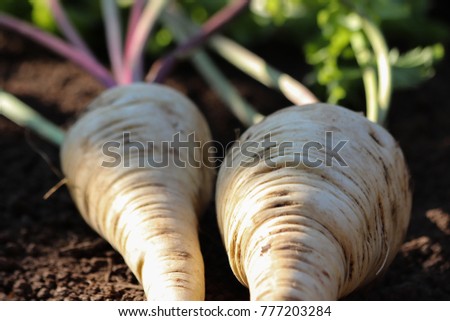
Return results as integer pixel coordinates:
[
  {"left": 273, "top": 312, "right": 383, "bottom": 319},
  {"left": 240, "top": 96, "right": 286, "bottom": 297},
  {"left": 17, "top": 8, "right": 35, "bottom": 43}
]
[
  {"left": 61, "top": 83, "right": 214, "bottom": 300},
  {"left": 216, "top": 104, "right": 411, "bottom": 300}
]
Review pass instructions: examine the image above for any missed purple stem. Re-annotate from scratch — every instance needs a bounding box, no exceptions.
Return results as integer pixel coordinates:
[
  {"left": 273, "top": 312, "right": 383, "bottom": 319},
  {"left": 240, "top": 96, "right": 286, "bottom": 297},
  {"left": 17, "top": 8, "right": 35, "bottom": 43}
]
[
  {"left": 147, "top": 0, "right": 250, "bottom": 83},
  {"left": 0, "top": 13, "right": 116, "bottom": 88},
  {"left": 49, "top": 0, "right": 95, "bottom": 58},
  {"left": 124, "top": 0, "right": 169, "bottom": 84},
  {"left": 101, "top": 0, "right": 125, "bottom": 84},
  {"left": 124, "top": 0, "right": 146, "bottom": 82}
]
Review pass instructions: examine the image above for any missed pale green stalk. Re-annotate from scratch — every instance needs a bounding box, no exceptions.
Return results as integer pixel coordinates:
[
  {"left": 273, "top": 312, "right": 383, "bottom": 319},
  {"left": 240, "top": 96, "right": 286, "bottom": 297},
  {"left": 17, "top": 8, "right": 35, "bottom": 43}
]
[
  {"left": 360, "top": 16, "right": 392, "bottom": 126},
  {"left": 162, "top": 10, "right": 263, "bottom": 126},
  {"left": 0, "top": 90, "right": 65, "bottom": 146},
  {"left": 167, "top": 10, "right": 318, "bottom": 106},
  {"left": 210, "top": 35, "right": 319, "bottom": 105},
  {"left": 351, "top": 31, "right": 378, "bottom": 124}
]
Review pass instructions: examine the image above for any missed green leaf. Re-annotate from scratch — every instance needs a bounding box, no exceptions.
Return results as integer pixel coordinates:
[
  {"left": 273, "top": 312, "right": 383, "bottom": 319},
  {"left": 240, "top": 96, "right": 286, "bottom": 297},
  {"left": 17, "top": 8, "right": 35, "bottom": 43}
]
[
  {"left": 390, "top": 44, "right": 444, "bottom": 89},
  {"left": 391, "top": 44, "right": 444, "bottom": 68},
  {"left": 327, "top": 82, "right": 346, "bottom": 103},
  {"left": 391, "top": 66, "right": 433, "bottom": 89},
  {"left": 29, "top": 0, "right": 56, "bottom": 32}
]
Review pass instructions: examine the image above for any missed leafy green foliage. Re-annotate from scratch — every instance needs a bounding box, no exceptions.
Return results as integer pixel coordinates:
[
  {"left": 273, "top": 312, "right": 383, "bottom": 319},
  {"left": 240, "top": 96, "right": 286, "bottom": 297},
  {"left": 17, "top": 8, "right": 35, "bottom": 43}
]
[
  {"left": 247, "top": 0, "right": 447, "bottom": 105},
  {"left": 391, "top": 44, "right": 445, "bottom": 89}
]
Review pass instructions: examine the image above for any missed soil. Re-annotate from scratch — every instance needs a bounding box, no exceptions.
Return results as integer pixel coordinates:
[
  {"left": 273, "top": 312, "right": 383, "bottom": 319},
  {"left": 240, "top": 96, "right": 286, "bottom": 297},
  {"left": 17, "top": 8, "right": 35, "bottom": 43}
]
[{"left": 0, "top": 15, "right": 449, "bottom": 300}]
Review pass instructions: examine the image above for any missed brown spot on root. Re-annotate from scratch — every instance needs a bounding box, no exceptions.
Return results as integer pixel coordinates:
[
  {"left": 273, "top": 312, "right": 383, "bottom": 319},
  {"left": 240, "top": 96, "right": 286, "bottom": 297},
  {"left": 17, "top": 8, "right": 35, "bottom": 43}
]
[
  {"left": 146, "top": 182, "right": 167, "bottom": 188},
  {"left": 260, "top": 244, "right": 271, "bottom": 255},
  {"left": 382, "top": 161, "right": 390, "bottom": 184},
  {"left": 275, "top": 243, "right": 313, "bottom": 254},
  {"left": 322, "top": 270, "right": 331, "bottom": 279},
  {"left": 347, "top": 258, "right": 354, "bottom": 281},
  {"left": 173, "top": 278, "right": 190, "bottom": 285},
  {"left": 378, "top": 194, "right": 386, "bottom": 226},
  {"left": 269, "top": 227, "right": 303, "bottom": 235},
  {"left": 369, "top": 130, "right": 384, "bottom": 147},
  {"left": 266, "top": 190, "right": 290, "bottom": 198},
  {"left": 270, "top": 200, "right": 299, "bottom": 208}
]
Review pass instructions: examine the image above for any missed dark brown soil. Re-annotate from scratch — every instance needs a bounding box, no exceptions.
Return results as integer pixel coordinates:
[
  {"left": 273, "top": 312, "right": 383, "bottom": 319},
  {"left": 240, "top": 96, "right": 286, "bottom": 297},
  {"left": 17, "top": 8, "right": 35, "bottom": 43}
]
[{"left": 1, "top": 20, "right": 449, "bottom": 300}]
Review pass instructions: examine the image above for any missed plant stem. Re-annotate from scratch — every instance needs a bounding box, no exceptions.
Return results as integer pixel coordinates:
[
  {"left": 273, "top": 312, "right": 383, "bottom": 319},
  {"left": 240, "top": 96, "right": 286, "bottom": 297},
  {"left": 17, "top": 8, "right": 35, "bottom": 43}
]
[
  {"left": 124, "top": 0, "right": 147, "bottom": 82},
  {"left": 0, "top": 14, "right": 116, "bottom": 88},
  {"left": 361, "top": 67, "right": 378, "bottom": 123},
  {"left": 351, "top": 31, "right": 378, "bottom": 124},
  {"left": 0, "top": 90, "right": 65, "bottom": 146},
  {"left": 150, "top": 8, "right": 318, "bottom": 106},
  {"left": 101, "top": 0, "right": 125, "bottom": 84},
  {"left": 148, "top": 0, "right": 250, "bottom": 82},
  {"left": 209, "top": 35, "right": 319, "bottom": 105},
  {"left": 162, "top": 10, "right": 263, "bottom": 126},
  {"left": 124, "top": 0, "right": 169, "bottom": 83},
  {"left": 49, "top": 0, "right": 95, "bottom": 58},
  {"left": 360, "top": 16, "right": 391, "bottom": 126}
]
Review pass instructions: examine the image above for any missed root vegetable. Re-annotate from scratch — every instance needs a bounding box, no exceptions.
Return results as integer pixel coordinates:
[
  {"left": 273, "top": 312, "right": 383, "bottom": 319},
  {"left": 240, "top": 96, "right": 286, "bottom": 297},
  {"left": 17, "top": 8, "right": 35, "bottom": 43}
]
[
  {"left": 216, "top": 104, "right": 411, "bottom": 300},
  {"left": 61, "top": 83, "right": 214, "bottom": 300}
]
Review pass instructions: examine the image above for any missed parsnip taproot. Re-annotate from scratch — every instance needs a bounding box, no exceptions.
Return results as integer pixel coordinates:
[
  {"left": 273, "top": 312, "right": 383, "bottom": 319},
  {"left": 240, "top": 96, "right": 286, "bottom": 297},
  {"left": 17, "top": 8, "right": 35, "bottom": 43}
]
[
  {"left": 61, "top": 83, "right": 214, "bottom": 300},
  {"left": 216, "top": 104, "right": 411, "bottom": 300}
]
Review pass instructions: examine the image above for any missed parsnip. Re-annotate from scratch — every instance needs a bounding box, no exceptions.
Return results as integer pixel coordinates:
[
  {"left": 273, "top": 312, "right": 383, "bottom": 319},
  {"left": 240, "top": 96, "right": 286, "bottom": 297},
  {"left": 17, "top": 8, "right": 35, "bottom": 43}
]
[
  {"left": 216, "top": 104, "right": 411, "bottom": 300},
  {"left": 61, "top": 83, "right": 214, "bottom": 300}
]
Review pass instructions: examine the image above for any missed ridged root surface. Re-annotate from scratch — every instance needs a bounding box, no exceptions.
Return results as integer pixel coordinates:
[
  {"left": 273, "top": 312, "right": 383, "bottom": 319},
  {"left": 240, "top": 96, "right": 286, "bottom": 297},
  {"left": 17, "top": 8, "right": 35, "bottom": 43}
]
[
  {"left": 61, "top": 83, "right": 214, "bottom": 300},
  {"left": 216, "top": 104, "right": 412, "bottom": 300}
]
